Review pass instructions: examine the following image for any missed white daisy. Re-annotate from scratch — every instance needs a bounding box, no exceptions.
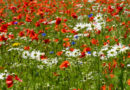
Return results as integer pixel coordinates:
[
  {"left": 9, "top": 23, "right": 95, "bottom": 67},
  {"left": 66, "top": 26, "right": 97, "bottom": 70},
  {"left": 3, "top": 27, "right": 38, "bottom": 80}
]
[
  {"left": 73, "top": 23, "right": 86, "bottom": 31},
  {"left": 86, "top": 23, "right": 93, "bottom": 31},
  {"left": 73, "top": 49, "right": 81, "bottom": 57},
  {"left": 107, "top": 49, "right": 117, "bottom": 57},
  {"left": 65, "top": 49, "right": 81, "bottom": 57},
  {"left": 30, "top": 50, "right": 41, "bottom": 60},
  {"left": 93, "top": 51, "right": 98, "bottom": 57},
  {"left": 65, "top": 51, "right": 73, "bottom": 57},
  {"left": 94, "top": 13, "right": 103, "bottom": 22},
  {"left": 0, "top": 70, "right": 9, "bottom": 80},
  {"left": 127, "top": 64, "right": 130, "bottom": 67},
  {"left": 22, "top": 51, "right": 30, "bottom": 59}
]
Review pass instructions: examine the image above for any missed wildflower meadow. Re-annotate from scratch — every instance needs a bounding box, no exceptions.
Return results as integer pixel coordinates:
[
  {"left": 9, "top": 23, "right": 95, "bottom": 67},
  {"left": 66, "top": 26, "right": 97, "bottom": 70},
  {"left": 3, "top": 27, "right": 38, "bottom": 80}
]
[{"left": 0, "top": 0, "right": 130, "bottom": 90}]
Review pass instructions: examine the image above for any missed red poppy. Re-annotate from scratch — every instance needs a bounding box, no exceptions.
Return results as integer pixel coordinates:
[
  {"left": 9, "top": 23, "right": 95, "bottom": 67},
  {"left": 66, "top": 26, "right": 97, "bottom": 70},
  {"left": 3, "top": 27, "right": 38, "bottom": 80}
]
[
  {"left": 56, "top": 51, "right": 63, "bottom": 56},
  {"left": 63, "top": 38, "right": 69, "bottom": 41},
  {"left": 0, "top": 24, "right": 8, "bottom": 32},
  {"left": 6, "top": 75, "right": 22, "bottom": 88},
  {"left": 35, "top": 22, "right": 40, "bottom": 27},
  {"left": 113, "top": 60, "right": 117, "bottom": 68},
  {"left": 89, "top": 17, "right": 94, "bottom": 21},
  {"left": 91, "top": 38, "right": 98, "bottom": 45},
  {"left": 60, "top": 61, "right": 70, "bottom": 69},
  {"left": 44, "top": 39, "right": 50, "bottom": 44},
  {"left": 40, "top": 55, "right": 47, "bottom": 60},
  {"left": 83, "top": 47, "right": 91, "bottom": 52},
  {"left": 15, "top": 75, "right": 22, "bottom": 82},
  {"left": 71, "top": 13, "right": 78, "bottom": 19},
  {"left": 110, "top": 74, "right": 114, "bottom": 78},
  {"left": 54, "top": 39, "right": 59, "bottom": 42},
  {"left": 61, "top": 29, "right": 68, "bottom": 33},
  {"left": 8, "top": 34, "right": 14, "bottom": 39},
  {"left": 24, "top": 46, "right": 30, "bottom": 50},
  {"left": 63, "top": 42, "right": 71, "bottom": 47},
  {"left": 69, "top": 48, "right": 74, "bottom": 52},
  {"left": 55, "top": 18, "right": 61, "bottom": 25},
  {"left": 31, "top": 34, "right": 39, "bottom": 41},
  {"left": 25, "top": 15, "right": 32, "bottom": 22},
  {"left": 80, "top": 52, "right": 86, "bottom": 58},
  {"left": 6, "top": 75, "right": 13, "bottom": 88},
  {"left": 0, "top": 35, "right": 7, "bottom": 42},
  {"left": 101, "top": 85, "right": 106, "bottom": 90},
  {"left": 19, "top": 31, "right": 25, "bottom": 37}
]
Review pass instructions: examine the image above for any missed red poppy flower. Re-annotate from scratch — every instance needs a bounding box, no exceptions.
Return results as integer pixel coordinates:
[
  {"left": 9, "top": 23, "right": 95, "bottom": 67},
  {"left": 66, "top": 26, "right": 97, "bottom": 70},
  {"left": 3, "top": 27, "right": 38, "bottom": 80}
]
[
  {"left": 55, "top": 18, "right": 61, "bottom": 25},
  {"left": 8, "top": 34, "right": 14, "bottom": 39},
  {"left": 69, "top": 48, "right": 74, "bottom": 52},
  {"left": 6, "top": 75, "right": 22, "bottom": 88},
  {"left": 44, "top": 39, "right": 50, "bottom": 44},
  {"left": 54, "top": 38, "right": 59, "bottom": 42},
  {"left": 6, "top": 75, "right": 13, "bottom": 88},
  {"left": 101, "top": 85, "right": 106, "bottom": 90},
  {"left": 15, "top": 75, "right": 22, "bottom": 82},
  {"left": 24, "top": 46, "right": 30, "bottom": 50},
  {"left": 0, "top": 35, "right": 7, "bottom": 42},
  {"left": 19, "top": 31, "right": 25, "bottom": 37},
  {"left": 71, "top": 13, "right": 78, "bottom": 19},
  {"left": 56, "top": 51, "right": 63, "bottom": 56},
  {"left": 40, "top": 55, "right": 47, "bottom": 60},
  {"left": 0, "top": 24, "right": 8, "bottom": 32},
  {"left": 26, "top": 16, "right": 32, "bottom": 22},
  {"left": 60, "top": 61, "right": 70, "bottom": 69},
  {"left": 91, "top": 39, "right": 98, "bottom": 45},
  {"left": 80, "top": 52, "right": 86, "bottom": 58},
  {"left": 83, "top": 47, "right": 91, "bottom": 52}
]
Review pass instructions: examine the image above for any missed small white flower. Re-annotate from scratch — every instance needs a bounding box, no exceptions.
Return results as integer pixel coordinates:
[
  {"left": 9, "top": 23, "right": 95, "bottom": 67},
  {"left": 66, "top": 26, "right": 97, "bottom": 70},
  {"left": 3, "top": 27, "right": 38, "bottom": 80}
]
[
  {"left": 42, "top": 60, "right": 48, "bottom": 64},
  {"left": 22, "top": 51, "right": 30, "bottom": 59},
  {"left": 0, "top": 70, "right": 9, "bottom": 80},
  {"left": 119, "top": 46, "right": 129, "bottom": 53},
  {"left": 65, "top": 51, "right": 73, "bottom": 57},
  {"left": 51, "top": 58, "right": 58, "bottom": 64},
  {"left": 93, "top": 51, "right": 98, "bottom": 57},
  {"left": 127, "top": 64, "right": 130, "bottom": 67},
  {"left": 0, "top": 73, "right": 6, "bottom": 80},
  {"left": 65, "top": 49, "right": 81, "bottom": 57},
  {"left": 73, "top": 49, "right": 81, "bottom": 56},
  {"left": 86, "top": 23, "right": 93, "bottom": 31},
  {"left": 73, "top": 23, "right": 86, "bottom": 31},
  {"left": 30, "top": 50, "right": 41, "bottom": 60},
  {"left": 107, "top": 49, "right": 117, "bottom": 57},
  {"left": 94, "top": 13, "right": 103, "bottom": 22}
]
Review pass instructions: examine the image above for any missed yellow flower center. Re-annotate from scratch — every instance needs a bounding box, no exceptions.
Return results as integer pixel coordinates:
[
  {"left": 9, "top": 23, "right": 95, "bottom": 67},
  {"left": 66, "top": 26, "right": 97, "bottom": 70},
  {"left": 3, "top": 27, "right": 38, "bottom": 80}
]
[{"left": 12, "top": 43, "right": 21, "bottom": 47}]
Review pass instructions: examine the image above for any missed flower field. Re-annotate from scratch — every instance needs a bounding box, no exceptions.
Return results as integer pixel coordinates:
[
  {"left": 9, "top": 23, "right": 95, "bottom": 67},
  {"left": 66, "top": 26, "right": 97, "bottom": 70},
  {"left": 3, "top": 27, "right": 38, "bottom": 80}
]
[{"left": 0, "top": 0, "right": 130, "bottom": 90}]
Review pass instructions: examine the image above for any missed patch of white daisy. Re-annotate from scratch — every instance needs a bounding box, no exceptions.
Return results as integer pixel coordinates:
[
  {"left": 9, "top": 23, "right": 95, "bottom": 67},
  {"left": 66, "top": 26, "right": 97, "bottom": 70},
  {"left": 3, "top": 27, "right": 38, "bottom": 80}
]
[
  {"left": 73, "top": 13, "right": 106, "bottom": 32},
  {"left": 93, "top": 43, "right": 129, "bottom": 60},
  {"left": 64, "top": 49, "right": 81, "bottom": 57},
  {"left": 0, "top": 70, "right": 9, "bottom": 80}
]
